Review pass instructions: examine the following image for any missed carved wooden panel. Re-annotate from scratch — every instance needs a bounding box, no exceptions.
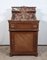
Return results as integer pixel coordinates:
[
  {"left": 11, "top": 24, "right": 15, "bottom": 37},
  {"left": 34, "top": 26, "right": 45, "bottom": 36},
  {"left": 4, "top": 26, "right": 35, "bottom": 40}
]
[{"left": 11, "top": 7, "right": 36, "bottom": 21}]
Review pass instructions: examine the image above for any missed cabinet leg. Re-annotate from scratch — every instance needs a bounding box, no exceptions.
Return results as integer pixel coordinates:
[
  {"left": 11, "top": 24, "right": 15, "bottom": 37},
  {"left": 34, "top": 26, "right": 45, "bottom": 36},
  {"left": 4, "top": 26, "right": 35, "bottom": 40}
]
[
  {"left": 35, "top": 53, "right": 38, "bottom": 57},
  {"left": 10, "top": 53, "right": 13, "bottom": 57}
]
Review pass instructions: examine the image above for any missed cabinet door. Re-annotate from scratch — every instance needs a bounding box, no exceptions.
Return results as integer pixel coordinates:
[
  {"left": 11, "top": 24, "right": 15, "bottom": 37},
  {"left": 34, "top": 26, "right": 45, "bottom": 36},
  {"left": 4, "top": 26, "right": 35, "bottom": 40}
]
[{"left": 10, "top": 31, "right": 37, "bottom": 54}]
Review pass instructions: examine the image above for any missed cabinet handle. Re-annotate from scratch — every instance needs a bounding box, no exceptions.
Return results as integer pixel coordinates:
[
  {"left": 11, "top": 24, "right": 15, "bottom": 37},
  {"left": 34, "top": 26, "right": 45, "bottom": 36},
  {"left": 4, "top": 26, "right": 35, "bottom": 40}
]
[
  {"left": 33, "top": 25, "right": 37, "bottom": 28},
  {"left": 11, "top": 24, "right": 15, "bottom": 28},
  {"left": 11, "top": 25, "right": 14, "bottom": 28},
  {"left": 15, "top": 45, "right": 16, "bottom": 47}
]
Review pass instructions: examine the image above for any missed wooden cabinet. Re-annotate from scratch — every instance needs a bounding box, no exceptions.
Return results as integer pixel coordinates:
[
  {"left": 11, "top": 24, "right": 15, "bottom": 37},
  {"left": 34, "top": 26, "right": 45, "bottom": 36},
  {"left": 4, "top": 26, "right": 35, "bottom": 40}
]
[{"left": 8, "top": 6, "right": 39, "bottom": 56}]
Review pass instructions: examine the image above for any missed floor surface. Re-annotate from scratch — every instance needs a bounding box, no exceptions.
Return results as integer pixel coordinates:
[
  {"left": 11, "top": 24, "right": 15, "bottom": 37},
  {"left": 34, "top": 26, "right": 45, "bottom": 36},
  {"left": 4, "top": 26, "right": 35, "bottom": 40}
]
[{"left": 0, "top": 46, "right": 47, "bottom": 60}]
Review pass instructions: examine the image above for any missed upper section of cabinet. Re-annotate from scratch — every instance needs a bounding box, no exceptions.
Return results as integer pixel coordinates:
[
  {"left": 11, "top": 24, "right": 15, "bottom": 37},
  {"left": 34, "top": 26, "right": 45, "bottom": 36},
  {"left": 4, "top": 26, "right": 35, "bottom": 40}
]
[{"left": 11, "top": 6, "right": 37, "bottom": 21}]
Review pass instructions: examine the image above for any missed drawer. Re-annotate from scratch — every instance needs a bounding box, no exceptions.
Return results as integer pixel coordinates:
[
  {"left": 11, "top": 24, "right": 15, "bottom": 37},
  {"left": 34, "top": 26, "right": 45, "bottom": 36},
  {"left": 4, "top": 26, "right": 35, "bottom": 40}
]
[{"left": 9, "top": 21, "right": 39, "bottom": 31}]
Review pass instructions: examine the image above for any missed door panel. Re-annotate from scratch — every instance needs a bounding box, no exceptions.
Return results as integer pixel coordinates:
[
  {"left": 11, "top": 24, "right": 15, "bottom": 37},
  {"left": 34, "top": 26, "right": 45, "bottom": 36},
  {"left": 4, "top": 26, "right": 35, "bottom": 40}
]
[{"left": 13, "top": 32, "right": 34, "bottom": 53}]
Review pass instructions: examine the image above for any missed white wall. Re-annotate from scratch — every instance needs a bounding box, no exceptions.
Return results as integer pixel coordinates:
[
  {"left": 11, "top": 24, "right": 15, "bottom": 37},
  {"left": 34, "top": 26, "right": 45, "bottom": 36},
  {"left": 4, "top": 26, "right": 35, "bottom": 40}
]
[{"left": 0, "top": 0, "right": 47, "bottom": 45}]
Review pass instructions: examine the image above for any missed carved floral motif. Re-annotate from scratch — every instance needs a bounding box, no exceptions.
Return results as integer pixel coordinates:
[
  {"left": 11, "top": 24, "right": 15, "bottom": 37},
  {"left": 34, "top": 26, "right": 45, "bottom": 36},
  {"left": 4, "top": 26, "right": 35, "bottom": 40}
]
[{"left": 12, "top": 7, "right": 36, "bottom": 21}]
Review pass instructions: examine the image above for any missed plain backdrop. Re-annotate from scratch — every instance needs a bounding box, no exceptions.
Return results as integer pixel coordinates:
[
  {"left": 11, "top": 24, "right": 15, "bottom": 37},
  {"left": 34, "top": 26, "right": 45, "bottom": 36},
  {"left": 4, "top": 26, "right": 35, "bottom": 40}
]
[{"left": 0, "top": 0, "right": 47, "bottom": 45}]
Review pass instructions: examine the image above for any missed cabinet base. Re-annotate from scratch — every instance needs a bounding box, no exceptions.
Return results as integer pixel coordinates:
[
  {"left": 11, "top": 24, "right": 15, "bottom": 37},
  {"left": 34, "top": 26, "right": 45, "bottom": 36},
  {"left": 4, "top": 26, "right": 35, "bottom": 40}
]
[{"left": 10, "top": 53, "right": 38, "bottom": 57}]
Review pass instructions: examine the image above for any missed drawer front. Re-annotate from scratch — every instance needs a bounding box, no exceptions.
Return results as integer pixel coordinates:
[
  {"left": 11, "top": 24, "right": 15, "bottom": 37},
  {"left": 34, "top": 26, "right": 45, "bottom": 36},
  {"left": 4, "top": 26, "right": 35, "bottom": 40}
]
[{"left": 9, "top": 21, "right": 39, "bottom": 31}]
